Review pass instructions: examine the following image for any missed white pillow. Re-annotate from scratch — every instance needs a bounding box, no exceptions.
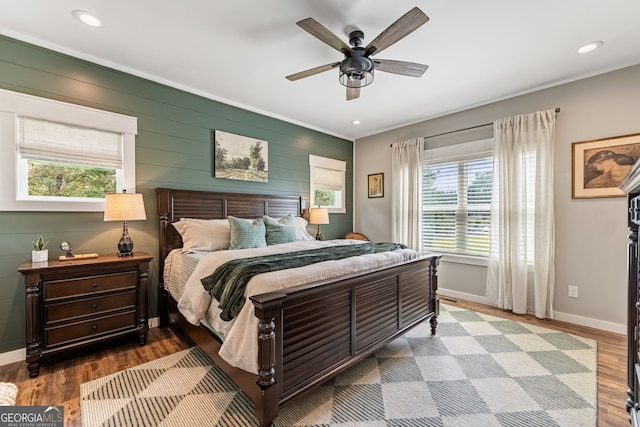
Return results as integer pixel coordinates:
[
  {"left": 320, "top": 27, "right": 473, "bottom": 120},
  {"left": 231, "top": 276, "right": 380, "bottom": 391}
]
[
  {"left": 172, "top": 218, "right": 231, "bottom": 253},
  {"left": 293, "top": 216, "right": 315, "bottom": 241}
]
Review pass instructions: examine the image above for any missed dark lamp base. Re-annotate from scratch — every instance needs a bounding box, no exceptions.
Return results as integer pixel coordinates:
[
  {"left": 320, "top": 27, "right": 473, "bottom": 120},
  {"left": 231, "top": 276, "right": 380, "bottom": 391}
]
[{"left": 117, "top": 234, "right": 134, "bottom": 257}]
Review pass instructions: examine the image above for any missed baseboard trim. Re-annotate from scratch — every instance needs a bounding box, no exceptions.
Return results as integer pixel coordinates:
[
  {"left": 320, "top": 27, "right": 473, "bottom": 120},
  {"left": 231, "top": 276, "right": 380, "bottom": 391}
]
[
  {"left": 0, "top": 316, "right": 160, "bottom": 367},
  {"left": 552, "top": 311, "right": 626, "bottom": 335},
  {"left": 0, "top": 348, "right": 26, "bottom": 368},
  {"left": 438, "top": 288, "right": 626, "bottom": 335}
]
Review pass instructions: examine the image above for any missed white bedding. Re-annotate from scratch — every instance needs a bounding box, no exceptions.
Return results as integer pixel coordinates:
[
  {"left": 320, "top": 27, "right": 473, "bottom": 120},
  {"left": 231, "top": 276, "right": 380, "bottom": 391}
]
[
  {"left": 163, "top": 250, "right": 204, "bottom": 300},
  {"left": 174, "top": 239, "right": 422, "bottom": 373}
]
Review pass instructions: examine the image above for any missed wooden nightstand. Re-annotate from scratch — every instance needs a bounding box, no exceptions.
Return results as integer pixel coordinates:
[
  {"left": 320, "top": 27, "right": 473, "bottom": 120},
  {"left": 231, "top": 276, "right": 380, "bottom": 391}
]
[{"left": 18, "top": 252, "right": 153, "bottom": 378}]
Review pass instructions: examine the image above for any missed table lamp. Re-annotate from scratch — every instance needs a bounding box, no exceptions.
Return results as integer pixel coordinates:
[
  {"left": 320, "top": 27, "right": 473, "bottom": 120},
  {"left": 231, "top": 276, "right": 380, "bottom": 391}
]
[
  {"left": 309, "top": 207, "right": 329, "bottom": 241},
  {"left": 104, "top": 190, "right": 146, "bottom": 256}
]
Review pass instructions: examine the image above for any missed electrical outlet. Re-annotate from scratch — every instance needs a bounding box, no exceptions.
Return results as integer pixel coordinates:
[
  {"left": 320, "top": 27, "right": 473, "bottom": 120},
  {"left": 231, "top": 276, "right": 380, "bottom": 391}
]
[{"left": 568, "top": 285, "right": 579, "bottom": 298}]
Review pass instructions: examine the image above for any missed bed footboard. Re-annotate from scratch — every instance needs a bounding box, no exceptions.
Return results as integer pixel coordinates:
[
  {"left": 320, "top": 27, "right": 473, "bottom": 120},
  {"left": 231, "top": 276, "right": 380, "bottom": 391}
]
[{"left": 250, "top": 254, "right": 440, "bottom": 426}]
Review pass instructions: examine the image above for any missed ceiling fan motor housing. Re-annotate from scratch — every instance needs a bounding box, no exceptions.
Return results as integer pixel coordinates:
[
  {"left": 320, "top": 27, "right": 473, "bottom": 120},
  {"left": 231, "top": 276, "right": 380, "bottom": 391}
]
[{"left": 339, "top": 48, "right": 374, "bottom": 88}]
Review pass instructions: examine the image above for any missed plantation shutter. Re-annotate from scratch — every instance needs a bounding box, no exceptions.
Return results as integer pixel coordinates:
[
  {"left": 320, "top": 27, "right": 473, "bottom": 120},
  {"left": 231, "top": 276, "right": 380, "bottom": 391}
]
[
  {"left": 18, "top": 117, "right": 122, "bottom": 169},
  {"left": 423, "top": 139, "right": 493, "bottom": 256}
]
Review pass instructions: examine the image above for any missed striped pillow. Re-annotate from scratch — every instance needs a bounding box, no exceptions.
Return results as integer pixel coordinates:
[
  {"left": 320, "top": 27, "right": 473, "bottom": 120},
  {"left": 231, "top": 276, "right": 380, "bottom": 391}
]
[{"left": 228, "top": 216, "right": 266, "bottom": 249}]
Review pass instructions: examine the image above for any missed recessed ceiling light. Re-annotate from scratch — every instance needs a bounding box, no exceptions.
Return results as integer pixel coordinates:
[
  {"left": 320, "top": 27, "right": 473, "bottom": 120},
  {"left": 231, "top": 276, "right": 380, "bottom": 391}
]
[
  {"left": 578, "top": 41, "right": 603, "bottom": 54},
  {"left": 72, "top": 10, "right": 102, "bottom": 27},
  {"left": 351, "top": 120, "right": 361, "bottom": 125}
]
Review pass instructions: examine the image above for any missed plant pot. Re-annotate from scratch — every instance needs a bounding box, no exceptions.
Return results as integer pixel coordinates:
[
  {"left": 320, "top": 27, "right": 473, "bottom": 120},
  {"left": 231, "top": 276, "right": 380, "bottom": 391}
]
[{"left": 32, "top": 249, "right": 48, "bottom": 263}]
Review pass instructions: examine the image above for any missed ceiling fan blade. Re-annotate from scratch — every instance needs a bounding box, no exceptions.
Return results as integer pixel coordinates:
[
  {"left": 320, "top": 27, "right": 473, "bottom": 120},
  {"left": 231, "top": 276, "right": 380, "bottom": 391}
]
[
  {"left": 346, "top": 82, "right": 361, "bottom": 101},
  {"left": 297, "top": 18, "right": 353, "bottom": 54},
  {"left": 286, "top": 62, "right": 340, "bottom": 81},
  {"left": 365, "top": 7, "right": 429, "bottom": 56},
  {"left": 374, "top": 59, "right": 429, "bottom": 77}
]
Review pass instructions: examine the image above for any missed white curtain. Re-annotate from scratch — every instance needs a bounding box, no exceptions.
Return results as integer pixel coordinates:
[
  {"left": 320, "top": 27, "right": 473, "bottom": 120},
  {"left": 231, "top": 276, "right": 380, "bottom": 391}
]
[
  {"left": 485, "top": 110, "right": 556, "bottom": 318},
  {"left": 391, "top": 138, "right": 424, "bottom": 251}
]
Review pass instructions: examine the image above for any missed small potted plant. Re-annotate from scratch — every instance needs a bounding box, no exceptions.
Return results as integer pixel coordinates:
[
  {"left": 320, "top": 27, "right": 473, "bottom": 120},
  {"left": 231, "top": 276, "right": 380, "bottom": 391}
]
[{"left": 32, "top": 235, "right": 49, "bottom": 263}]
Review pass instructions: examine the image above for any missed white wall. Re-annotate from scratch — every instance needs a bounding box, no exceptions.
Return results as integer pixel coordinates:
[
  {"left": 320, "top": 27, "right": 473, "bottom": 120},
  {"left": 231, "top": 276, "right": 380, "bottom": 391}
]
[{"left": 354, "top": 64, "right": 640, "bottom": 332}]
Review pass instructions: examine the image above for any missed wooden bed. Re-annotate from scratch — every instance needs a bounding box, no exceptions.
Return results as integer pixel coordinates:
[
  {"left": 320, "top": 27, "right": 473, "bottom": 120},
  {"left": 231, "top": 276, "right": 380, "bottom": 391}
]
[{"left": 156, "top": 187, "right": 441, "bottom": 426}]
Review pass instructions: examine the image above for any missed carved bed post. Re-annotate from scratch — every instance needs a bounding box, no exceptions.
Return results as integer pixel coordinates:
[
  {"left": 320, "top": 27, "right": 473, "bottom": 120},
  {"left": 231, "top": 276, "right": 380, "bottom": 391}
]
[
  {"left": 429, "top": 255, "right": 442, "bottom": 335},
  {"left": 627, "top": 193, "right": 639, "bottom": 415},
  {"left": 156, "top": 188, "right": 171, "bottom": 328},
  {"left": 251, "top": 295, "right": 284, "bottom": 427}
]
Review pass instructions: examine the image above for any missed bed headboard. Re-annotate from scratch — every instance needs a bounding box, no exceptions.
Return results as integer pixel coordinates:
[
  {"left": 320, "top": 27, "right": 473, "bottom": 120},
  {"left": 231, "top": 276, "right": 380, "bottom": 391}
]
[{"left": 155, "top": 187, "right": 302, "bottom": 280}]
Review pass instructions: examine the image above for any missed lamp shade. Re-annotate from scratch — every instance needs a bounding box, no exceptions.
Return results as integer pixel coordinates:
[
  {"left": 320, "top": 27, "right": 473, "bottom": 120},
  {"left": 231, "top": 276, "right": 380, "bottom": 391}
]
[
  {"left": 104, "top": 192, "right": 146, "bottom": 221},
  {"left": 309, "top": 207, "right": 329, "bottom": 225}
]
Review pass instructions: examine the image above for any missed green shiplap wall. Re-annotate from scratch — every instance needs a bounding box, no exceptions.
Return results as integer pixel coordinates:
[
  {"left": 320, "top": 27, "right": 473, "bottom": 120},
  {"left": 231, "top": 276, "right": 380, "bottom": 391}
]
[{"left": 0, "top": 35, "right": 352, "bottom": 354}]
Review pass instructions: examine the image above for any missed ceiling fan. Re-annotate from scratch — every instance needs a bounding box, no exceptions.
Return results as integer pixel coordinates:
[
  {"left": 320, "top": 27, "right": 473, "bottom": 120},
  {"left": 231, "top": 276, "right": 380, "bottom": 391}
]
[{"left": 286, "top": 7, "right": 430, "bottom": 101}]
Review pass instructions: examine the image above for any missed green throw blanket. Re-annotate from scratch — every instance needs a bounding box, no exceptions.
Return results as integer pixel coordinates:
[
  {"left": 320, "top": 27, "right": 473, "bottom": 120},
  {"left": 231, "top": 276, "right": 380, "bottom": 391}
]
[{"left": 201, "top": 242, "right": 407, "bottom": 321}]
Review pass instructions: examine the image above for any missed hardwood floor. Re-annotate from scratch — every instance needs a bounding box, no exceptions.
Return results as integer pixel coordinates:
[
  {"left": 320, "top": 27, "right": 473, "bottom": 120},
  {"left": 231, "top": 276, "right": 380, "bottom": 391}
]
[{"left": 0, "top": 299, "right": 629, "bottom": 426}]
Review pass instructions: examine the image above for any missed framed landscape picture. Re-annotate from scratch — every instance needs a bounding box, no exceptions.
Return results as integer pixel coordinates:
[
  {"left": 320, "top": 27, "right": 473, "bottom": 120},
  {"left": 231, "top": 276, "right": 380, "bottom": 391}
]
[
  {"left": 213, "top": 130, "right": 268, "bottom": 182},
  {"left": 368, "top": 173, "right": 384, "bottom": 198},
  {"left": 572, "top": 133, "right": 640, "bottom": 199}
]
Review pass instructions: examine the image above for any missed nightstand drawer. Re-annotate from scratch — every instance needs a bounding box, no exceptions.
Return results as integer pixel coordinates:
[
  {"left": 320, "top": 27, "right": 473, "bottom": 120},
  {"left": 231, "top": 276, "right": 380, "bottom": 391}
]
[
  {"left": 45, "top": 291, "right": 136, "bottom": 323},
  {"left": 44, "top": 271, "right": 137, "bottom": 301},
  {"left": 46, "top": 311, "right": 137, "bottom": 346}
]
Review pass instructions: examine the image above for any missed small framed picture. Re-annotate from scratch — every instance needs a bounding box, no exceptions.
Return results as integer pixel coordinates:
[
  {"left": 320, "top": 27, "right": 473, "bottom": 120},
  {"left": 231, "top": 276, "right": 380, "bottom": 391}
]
[
  {"left": 572, "top": 133, "right": 640, "bottom": 199},
  {"left": 368, "top": 173, "right": 384, "bottom": 198}
]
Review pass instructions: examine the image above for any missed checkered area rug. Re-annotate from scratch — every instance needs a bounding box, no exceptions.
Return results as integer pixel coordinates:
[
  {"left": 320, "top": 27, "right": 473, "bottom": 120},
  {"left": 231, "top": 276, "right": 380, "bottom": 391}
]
[{"left": 80, "top": 304, "right": 596, "bottom": 426}]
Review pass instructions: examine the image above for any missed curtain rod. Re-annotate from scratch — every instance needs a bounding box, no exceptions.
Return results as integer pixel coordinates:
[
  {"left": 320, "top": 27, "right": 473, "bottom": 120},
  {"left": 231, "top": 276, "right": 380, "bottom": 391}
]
[{"left": 390, "top": 107, "right": 560, "bottom": 146}]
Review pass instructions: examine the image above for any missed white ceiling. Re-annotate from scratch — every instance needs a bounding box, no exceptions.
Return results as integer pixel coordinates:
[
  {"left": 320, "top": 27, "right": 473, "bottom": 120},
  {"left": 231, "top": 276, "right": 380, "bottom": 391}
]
[{"left": 1, "top": 1, "right": 639, "bottom": 140}]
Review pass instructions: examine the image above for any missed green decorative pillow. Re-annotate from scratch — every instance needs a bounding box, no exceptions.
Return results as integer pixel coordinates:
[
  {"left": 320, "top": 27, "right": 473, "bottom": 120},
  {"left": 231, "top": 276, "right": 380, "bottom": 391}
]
[
  {"left": 228, "top": 216, "right": 266, "bottom": 249},
  {"left": 263, "top": 214, "right": 297, "bottom": 245}
]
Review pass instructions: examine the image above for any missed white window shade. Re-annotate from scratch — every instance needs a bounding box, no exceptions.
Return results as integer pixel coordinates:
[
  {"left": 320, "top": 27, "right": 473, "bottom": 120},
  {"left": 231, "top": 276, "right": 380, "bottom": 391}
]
[
  {"left": 314, "top": 166, "right": 343, "bottom": 191},
  {"left": 18, "top": 117, "right": 122, "bottom": 169},
  {"left": 309, "top": 154, "right": 346, "bottom": 213}
]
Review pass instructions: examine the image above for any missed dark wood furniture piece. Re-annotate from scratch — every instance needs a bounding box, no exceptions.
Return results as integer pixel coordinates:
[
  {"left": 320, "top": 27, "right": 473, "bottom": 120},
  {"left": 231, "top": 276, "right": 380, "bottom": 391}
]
[
  {"left": 156, "top": 187, "right": 441, "bottom": 427},
  {"left": 18, "top": 252, "right": 153, "bottom": 378},
  {"left": 627, "top": 192, "right": 640, "bottom": 425}
]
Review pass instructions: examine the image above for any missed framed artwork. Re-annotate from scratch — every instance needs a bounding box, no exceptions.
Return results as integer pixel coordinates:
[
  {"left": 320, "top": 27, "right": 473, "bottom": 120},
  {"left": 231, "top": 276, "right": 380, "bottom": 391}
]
[
  {"left": 213, "top": 130, "right": 268, "bottom": 182},
  {"left": 368, "top": 173, "right": 384, "bottom": 198},
  {"left": 572, "top": 133, "right": 640, "bottom": 199}
]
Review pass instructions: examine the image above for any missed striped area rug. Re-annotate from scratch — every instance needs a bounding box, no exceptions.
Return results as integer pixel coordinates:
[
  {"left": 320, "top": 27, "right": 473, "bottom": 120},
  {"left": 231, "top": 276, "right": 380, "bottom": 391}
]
[{"left": 80, "top": 304, "right": 597, "bottom": 426}]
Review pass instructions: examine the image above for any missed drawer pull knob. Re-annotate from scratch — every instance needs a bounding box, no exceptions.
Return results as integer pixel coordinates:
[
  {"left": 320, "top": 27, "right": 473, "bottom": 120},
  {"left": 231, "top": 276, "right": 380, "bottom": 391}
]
[
  {"left": 91, "top": 304, "right": 98, "bottom": 309},
  {"left": 91, "top": 325, "right": 98, "bottom": 330},
  {"left": 91, "top": 283, "right": 98, "bottom": 288}
]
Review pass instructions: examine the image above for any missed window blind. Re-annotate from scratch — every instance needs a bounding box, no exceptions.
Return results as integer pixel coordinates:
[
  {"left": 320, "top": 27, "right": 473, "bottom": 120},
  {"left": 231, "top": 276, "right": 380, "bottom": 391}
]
[
  {"left": 423, "top": 139, "right": 493, "bottom": 256},
  {"left": 18, "top": 117, "right": 122, "bottom": 169}
]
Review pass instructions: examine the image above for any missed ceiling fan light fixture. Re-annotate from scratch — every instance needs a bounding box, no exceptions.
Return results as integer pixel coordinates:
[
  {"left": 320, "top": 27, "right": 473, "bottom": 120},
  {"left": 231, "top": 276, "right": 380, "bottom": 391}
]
[
  {"left": 339, "top": 70, "right": 374, "bottom": 88},
  {"left": 339, "top": 56, "right": 374, "bottom": 88}
]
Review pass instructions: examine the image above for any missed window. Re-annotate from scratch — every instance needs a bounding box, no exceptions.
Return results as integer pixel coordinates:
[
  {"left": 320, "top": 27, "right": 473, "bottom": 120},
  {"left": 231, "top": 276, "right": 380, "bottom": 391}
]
[
  {"left": 309, "top": 154, "right": 346, "bottom": 213},
  {"left": 422, "top": 139, "right": 493, "bottom": 257},
  {"left": 0, "top": 88, "right": 137, "bottom": 211},
  {"left": 17, "top": 117, "right": 121, "bottom": 201}
]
